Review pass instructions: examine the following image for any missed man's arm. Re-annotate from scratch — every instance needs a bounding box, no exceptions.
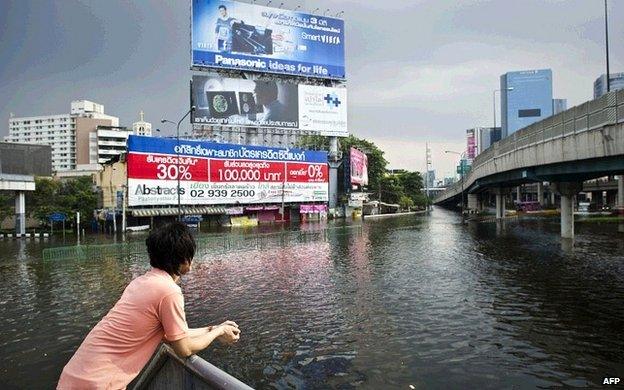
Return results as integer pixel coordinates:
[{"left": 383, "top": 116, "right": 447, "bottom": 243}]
[
  {"left": 187, "top": 327, "right": 213, "bottom": 337},
  {"left": 169, "top": 322, "right": 240, "bottom": 358}
]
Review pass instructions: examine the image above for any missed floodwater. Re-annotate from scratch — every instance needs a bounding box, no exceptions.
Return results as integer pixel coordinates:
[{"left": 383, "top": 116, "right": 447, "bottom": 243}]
[{"left": 0, "top": 209, "right": 623, "bottom": 389}]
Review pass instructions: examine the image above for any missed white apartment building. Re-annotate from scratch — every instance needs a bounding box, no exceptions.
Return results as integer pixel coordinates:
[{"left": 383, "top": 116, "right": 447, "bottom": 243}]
[
  {"left": 132, "top": 111, "right": 152, "bottom": 136},
  {"left": 5, "top": 100, "right": 119, "bottom": 172},
  {"left": 91, "top": 126, "right": 133, "bottom": 164}
]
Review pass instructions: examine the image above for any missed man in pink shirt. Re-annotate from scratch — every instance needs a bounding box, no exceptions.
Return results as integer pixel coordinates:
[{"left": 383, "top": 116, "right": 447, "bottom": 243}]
[{"left": 57, "top": 222, "right": 240, "bottom": 389}]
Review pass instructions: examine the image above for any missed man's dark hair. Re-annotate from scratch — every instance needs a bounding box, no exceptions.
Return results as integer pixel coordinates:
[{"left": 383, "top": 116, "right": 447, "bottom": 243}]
[
  {"left": 219, "top": 5, "right": 227, "bottom": 11},
  {"left": 254, "top": 81, "right": 279, "bottom": 101},
  {"left": 146, "top": 222, "right": 196, "bottom": 276}
]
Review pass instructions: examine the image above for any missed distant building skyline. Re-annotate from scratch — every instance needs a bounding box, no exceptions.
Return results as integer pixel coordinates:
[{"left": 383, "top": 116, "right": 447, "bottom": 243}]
[
  {"left": 552, "top": 98, "right": 567, "bottom": 115},
  {"left": 594, "top": 72, "right": 624, "bottom": 99},
  {"left": 500, "top": 69, "right": 553, "bottom": 138},
  {"left": 5, "top": 100, "right": 119, "bottom": 171}
]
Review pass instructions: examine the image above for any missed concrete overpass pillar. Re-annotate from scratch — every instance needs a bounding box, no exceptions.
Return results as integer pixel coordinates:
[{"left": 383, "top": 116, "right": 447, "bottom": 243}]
[
  {"left": 15, "top": 191, "right": 26, "bottom": 236},
  {"left": 537, "top": 182, "right": 544, "bottom": 206},
  {"left": 467, "top": 193, "right": 479, "bottom": 212},
  {"left": 493, "top": 188, "right": 506, "bottom": 219},
  {"left": 618, "top": 175, "right": 624, "bottom": 209},
  {"left": 516, "top": 186, "right": 522, "bottom": 202},
  {"left": 553, "top": 182, "right": 583, "bottom": 239}
]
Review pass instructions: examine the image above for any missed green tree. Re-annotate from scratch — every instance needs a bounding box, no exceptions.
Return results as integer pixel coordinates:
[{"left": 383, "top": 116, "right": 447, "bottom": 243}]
[
  {"left": 27, "top": 178, "right": 60, "bottom": 224},
  {"left": 297, "top": 134, "right": 389, "bottom": 197},
  {"left": 0, "top": 193, "right": 14, "bottom": 225},
  {"left": 26, "top": 176, "right": 96, "bottom": 226},
  {"left": 399, "top": 195, "right": 414, "bottom": 211},
  {"left": 378, "top": 175, "right": 405, "bottom": 204},
  {"left": 397, "top": 171, "right": 428, "bottom": 207}
]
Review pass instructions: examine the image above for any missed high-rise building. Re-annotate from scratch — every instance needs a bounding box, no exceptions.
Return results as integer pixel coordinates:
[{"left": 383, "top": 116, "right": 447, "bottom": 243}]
[
  {"left": 594, "top": 72, "right": 624, "bottom": 99},
  {"left": 132, "top": 111, "right": 152, "bottom": 136},
  {"left": 552, "top": 98, "right": 567, "bottom": 114},
  {"left": 93, "top": 126, "right": 133, "bottom": 164},
  {"left": 6, "top": 100, "right": 119, "bottom": 172},
  {"left": 425, "top": 170, "right": 436, "bottom": 189},
  {"left": 473, "top": 127, "right": 502, "bottom": 155},
  {"left": 500, "top": 69, "right": 553, "bottom": 138}
]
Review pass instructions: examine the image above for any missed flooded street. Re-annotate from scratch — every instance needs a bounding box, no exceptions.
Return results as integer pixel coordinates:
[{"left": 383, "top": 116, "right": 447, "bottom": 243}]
[{"left": 1, "top": 209, "right": 623, "bottom": 389}]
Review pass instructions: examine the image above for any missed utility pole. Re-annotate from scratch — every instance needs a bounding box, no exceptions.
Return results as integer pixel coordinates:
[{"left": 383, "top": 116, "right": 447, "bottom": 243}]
[
  {"left": 605, "top": 0, "right": 610, "bottom": 92},
  {"left": 425, "top": 143, "right": 432, "bottom": 209}
]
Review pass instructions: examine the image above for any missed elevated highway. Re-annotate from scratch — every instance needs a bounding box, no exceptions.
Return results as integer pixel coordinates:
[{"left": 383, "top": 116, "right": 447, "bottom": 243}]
[{"left": 434, "top": 90, "right": 624, "bottom": 238}]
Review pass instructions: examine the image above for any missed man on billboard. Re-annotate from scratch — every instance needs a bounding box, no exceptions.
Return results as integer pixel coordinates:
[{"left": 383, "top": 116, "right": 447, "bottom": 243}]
[
  {"left": 254, "top": 81, "right": 285, "bottom": 121},
  {"left": 215, "top": 5, "right": 240, "bottom": 52}
]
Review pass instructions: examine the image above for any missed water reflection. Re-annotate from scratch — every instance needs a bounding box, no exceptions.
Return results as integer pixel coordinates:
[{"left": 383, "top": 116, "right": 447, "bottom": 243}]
[{"left": 0, "top": 210, "right": 622, "bottom": 389}]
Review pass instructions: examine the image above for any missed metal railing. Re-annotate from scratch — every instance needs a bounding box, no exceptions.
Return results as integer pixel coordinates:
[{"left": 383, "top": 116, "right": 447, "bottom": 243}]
[
  {"left": 41, "top": 225, "right": 364, "bottom": 261},
  {"left": 436, "top": 89, "right": 624, "bottom": 202},
  {"left": 130, "top": 344, "right": 253, "bottom": 390}
]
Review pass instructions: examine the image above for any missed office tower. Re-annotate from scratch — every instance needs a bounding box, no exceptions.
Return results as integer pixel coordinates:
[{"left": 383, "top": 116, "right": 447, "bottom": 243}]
[
  {"left": 500, "top": 69, "right": 553, "bottom": 138},
  {"left": 594, "top": 72, "right": 624, "bottom": 98}
]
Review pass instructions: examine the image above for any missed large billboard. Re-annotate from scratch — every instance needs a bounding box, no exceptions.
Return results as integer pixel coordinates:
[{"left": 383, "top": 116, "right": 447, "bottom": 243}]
[
  {"left": 191, "top": 74, "right": 347, "bottom": 136},
  {"left": 191, "top": 0, "right": 345, "bottom": 79},
  {"left": 466, "top": 128, "right": 476, "bottom": 160},
  {"left": 349, "top": 147, "right": 368, "bottom": 186},
  {"left": 126, "top": 135, "right": 328, "bottom": 207}
]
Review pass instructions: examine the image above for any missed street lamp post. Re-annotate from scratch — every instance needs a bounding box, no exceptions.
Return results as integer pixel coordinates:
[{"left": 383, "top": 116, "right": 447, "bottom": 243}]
[
  {"left": 604, "top": 0, "right": 610, "bottom": 93},
  {"left": 445, "top": 150, "right": 467, "bottom": 224},
  {"left": 161, "top": 106, "right": 195, "bottom": 221}
]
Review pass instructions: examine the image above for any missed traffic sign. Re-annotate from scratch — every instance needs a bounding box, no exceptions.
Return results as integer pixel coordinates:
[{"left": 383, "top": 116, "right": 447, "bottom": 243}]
[{"left": 48, "top": 212, "right": 67, "bottom": 222}]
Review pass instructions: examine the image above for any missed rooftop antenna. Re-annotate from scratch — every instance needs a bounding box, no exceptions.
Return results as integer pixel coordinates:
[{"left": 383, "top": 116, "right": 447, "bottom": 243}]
[
  {"left": 336, "top": 11, "right": 344, "bottom": 17},
  {"left": 323, "top": 8, "right": 330, "bottom": 16},
  {"left": 294, "top": 5, "right": 301, "bottom": 11},
  {"left": 278, "top": 2, "right": 284, "bottom": 8},
  {"left": 267, "top": 0, "right": 272, "bottom": 6},
  {"left": 312, "top": 7, "right": 319, "bottom": 13}
]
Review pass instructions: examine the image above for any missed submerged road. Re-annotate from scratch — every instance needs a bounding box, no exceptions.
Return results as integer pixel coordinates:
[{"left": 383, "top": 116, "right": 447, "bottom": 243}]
[{"left": 0, "top": 209, "right": 623, "bottom": 388}]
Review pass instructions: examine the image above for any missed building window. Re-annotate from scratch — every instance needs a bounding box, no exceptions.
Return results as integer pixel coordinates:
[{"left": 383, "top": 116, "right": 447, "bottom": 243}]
[{"left": 518, "top": 109, "right": 541, "bottom": 118}]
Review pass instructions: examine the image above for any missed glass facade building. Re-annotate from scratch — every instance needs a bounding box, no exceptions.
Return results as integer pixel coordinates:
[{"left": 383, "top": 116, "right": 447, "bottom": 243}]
[
  {"left": 500, "top": 69, "right": 553, "bottom": 138},
  {"left": 594, "top": 72, "right": 624, "bottom": 99},
  {"left": 552, "top": 98, "right": 567, "bottom": 115}
]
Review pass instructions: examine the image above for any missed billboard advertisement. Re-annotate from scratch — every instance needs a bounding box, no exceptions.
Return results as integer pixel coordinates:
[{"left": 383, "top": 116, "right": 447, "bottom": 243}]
[
  {"left": 192, "top": 74, "right": 348, "bottom": 136},
  {"left": 349, "top": 147, "right": 368, "bottom": 186},
  {"left": 191, "top": 0, "right": 345, "bottom": 79},
  {"left": 126, "top": 135, "right": 328, "bottom": 207},
  {"left": 466, "top": 129, "right": 476, "bottom": 160},
  {"left": 298, "top": 84, "right": 347, "bottom": 136}
]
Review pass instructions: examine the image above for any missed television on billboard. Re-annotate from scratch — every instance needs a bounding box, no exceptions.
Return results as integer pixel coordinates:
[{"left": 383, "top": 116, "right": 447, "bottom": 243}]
[
  {"left": 192, "top": 75, "right": 348, "bottom": 136},
  {"left": 191, "top": 0, "right": 345, "bottom": 79},
  {"left": 350, "top": 147, "right": 368, "bottom": 186},
  {"left": 126, "top": 135, "right": 328, "bottom": 207}
]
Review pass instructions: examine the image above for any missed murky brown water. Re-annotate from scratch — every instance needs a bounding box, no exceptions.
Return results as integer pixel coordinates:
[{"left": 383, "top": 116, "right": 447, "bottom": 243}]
[{"left": 0, "top": 209, "right": 623, "bottom": 389}]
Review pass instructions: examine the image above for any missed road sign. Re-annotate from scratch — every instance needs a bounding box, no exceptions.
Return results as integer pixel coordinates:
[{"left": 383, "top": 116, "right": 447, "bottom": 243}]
[
  {"left": 48, "top": 212, "right": 67, "bottom": 222},
  {"left": 182, "top": 215, "right": 203, "bottom": 224}
]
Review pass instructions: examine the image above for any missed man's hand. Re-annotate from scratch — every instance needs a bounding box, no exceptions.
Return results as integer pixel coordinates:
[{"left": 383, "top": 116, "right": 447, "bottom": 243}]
[
  {"left": 218, "top": 320, "right": 238, "bottom": 328},
  {"left": 216, "top": 323, "right": 240, "bottom": 345}
]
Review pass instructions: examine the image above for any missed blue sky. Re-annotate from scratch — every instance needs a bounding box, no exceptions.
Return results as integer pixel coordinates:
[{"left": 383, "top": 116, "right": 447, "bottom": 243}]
[{"left": 1, "top": 0, "right": 622, "bottom": 178}]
